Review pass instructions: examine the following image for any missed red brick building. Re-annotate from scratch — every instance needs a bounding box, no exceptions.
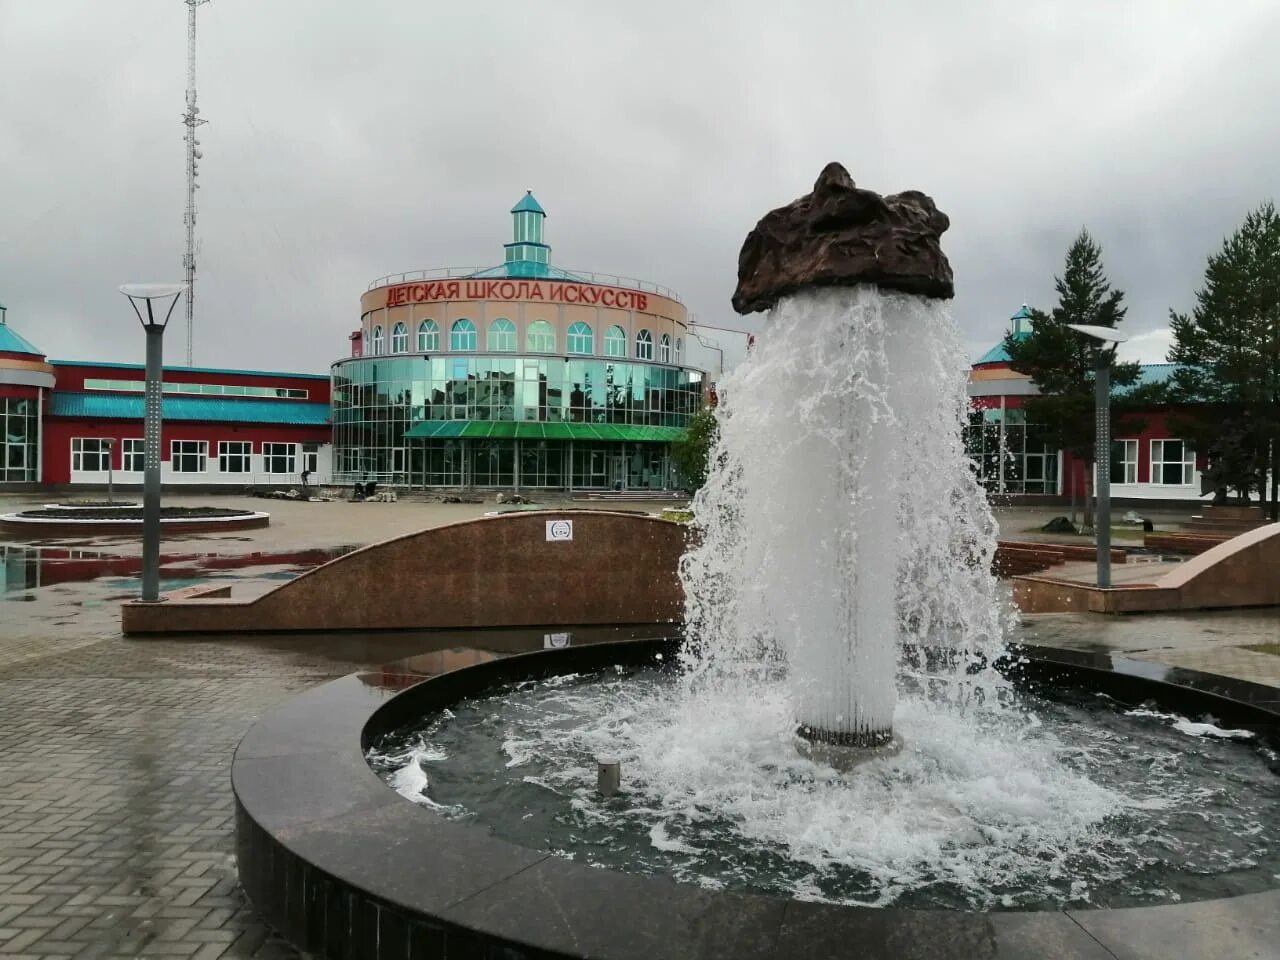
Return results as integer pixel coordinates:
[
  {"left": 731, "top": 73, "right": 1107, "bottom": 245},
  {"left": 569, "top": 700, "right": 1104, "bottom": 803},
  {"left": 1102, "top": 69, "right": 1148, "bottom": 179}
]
[
  {"left": 0, "top": 308, "right": 330, "bottom": 489},
  {"left": 968, "top": 306, "right": 1207, "bottom": 504}
]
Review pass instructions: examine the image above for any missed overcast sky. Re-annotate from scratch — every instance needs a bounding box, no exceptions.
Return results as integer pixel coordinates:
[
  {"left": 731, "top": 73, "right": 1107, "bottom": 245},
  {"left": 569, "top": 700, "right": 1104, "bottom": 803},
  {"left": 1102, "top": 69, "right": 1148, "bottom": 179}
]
[{"left": 2, "top": 1, "right": 1277, "bottom": 376}]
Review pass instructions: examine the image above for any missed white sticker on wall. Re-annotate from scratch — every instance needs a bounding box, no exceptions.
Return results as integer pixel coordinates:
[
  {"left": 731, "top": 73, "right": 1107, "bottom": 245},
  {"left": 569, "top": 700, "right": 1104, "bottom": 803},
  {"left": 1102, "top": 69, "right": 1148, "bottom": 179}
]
[{"left": 546, "top": 519, "right": 574, "bottom": 542}]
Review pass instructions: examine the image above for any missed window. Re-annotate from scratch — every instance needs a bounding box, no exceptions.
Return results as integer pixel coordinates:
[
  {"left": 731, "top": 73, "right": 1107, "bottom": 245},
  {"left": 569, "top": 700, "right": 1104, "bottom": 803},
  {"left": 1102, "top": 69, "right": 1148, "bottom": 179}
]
[
  {"left": 674, "top": 336, "right": 683, "bottom": 364},
  {"left": 391, "top": 322, "right": 408, "bottom": 353},
  {"left": 450, "top": 319, "right": 477, "bottom": 351},
  {"left": 635, "top": 329, "right": 653, "bottom": 360},
  {"left": 83, "top": 379, "right": 309, "bottom": 399},
  {"left": 418, "top": 319, "right": 439, "bottom": 352},
  {"left": 567, "top": 321, "right": 593, "bottom": 355},
  {"left": 370, "top": 325, "right": 385, "bottom": 355},
  {"left": 263, "top": 442, "right": 297, "bottom": 475},
  {"left": 122, "top": 439, "right": 145, "bottom": 472},
  {"left": 1151, "top": 439, "right": 1195, "bottom": 485},
  {"left": 0, "top": 397, "right": 37, "bottom": 482},
  {"left": 527, "top": 319, "right": 555, "bottom": 353},
  {"left": 71, "top": 438, "right": 111, "bottom": 472},
  {"left": 219, "top": 441, "right": 252, "bottom": 474},
  {"left": 604, "top": 325, "right": 627, "bottom": 358},
  {"left": 171, "top": 440, "right": 208, "bottom": 473},
  {"left": 1111, "top": 440, "right": 1137, "bottom": 485},
  {"left": 488, "top": 318, "right": 516, "bottom": 351},
  {"left": 658, "top": 333, "right": 672, "bottom": 363}
]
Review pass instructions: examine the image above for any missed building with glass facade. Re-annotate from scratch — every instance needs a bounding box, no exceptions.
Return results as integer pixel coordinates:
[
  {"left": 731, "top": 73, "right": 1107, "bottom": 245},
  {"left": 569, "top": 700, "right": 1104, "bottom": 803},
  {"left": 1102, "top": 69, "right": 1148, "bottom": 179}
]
[{"left": 331, "top": 192, "right": 706, "bottom": 491}]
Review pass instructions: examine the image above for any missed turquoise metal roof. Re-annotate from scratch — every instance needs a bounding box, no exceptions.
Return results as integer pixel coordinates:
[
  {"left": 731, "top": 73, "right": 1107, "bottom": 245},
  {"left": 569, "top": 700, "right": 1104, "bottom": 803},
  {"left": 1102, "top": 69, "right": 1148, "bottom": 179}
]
[
  {"left": 974, "top": 331, "right": 1028, "bottom": 365},
  {"left": 51, "top": 359, "right": 329, "bottom": 380},
  {"left": 467, "top": 262, "right": 591, "bottom": 281},
  {"left": 511, "top": 191, "right": 546, "bottom": 215},
  {"left": 1132, "top": 363, "right": 1179, "bottom": 387},
  {"left": 0, "top": 324, "right": 43, "bottom": 357},
  {"left": 48, "top": 392, "right": 330, "bottom": 426},
  {"left": 973, "top": 305, "right": 1035, "bottom": 365}
]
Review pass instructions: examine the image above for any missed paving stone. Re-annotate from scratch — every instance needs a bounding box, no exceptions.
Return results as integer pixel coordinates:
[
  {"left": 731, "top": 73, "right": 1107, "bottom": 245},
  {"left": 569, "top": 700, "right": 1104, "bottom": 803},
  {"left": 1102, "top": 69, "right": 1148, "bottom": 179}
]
[{"left": 0, "top": 631, "right": 417, "bottom": 959}]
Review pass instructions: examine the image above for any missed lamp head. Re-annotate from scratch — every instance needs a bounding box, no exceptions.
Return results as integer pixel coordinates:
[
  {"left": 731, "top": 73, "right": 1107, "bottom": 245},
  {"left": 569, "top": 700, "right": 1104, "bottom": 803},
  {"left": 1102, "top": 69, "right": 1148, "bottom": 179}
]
[
  {"left": 1066, "top": 323, "right": 1127, "bottom": 345},
  {"left": 120, "top": 283, "right": 185, "bottom": 330}
]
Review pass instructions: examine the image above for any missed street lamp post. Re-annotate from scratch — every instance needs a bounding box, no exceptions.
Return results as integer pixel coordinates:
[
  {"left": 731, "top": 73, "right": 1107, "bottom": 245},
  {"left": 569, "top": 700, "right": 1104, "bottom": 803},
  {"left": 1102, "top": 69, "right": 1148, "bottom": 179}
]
[
  {"left": 104, "top": 437, "right": 116, "bottom": 505},
  {"left": 1067, "top": 323, "right": 1128, "bottom": 589},
  {"left": 120, "top": 284, "right": 185, "bottom": 602}
]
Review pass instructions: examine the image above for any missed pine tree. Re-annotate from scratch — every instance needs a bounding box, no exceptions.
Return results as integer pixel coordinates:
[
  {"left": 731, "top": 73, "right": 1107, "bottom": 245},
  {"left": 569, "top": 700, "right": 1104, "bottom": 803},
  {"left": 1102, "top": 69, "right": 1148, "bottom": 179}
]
[
  {"left": 1004, "top": 230, "right": 1143, "bottom": 528},
  {"left": 1168, "top": 202, "right": 1280, "bottom": 517}
]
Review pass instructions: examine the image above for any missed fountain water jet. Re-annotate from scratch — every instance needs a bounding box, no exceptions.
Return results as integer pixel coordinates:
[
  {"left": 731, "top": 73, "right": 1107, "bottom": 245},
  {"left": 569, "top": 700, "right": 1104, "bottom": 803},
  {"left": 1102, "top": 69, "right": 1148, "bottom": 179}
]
[{"left": 681, "top": 163, "right": 1004, "bottom": 766}]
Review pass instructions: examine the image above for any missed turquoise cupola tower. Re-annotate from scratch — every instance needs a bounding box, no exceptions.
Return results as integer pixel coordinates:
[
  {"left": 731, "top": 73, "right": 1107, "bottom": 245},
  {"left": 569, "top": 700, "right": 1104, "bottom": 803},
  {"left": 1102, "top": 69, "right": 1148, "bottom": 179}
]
[{"left": 504, "top": 190, "right": 551, "bottom": 278}]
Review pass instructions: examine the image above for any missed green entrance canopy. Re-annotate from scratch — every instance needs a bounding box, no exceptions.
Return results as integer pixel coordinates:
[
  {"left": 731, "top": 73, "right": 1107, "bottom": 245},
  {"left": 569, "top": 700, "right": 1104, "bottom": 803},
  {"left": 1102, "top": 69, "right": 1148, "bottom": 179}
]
[{"left": 402, "top": 420, "right": 685, "bottom": 443}]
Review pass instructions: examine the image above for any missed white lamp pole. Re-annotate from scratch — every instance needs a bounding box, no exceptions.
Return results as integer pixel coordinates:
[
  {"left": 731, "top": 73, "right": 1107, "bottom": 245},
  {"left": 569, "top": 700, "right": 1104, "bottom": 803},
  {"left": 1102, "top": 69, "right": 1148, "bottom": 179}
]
[
  {"left": 1067, "top": 323, "right": 1127, "bottom": 589},
  {"left": 120, "top": 284, "right": 185, "bottom": 602}
]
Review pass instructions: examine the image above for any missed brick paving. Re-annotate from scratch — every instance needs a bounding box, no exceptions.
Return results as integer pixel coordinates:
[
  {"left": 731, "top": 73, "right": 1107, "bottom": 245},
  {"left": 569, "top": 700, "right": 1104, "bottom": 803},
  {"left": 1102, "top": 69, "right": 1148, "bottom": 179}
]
[{"left": 0, "top": 633, "right": 433, "bottom": 959}]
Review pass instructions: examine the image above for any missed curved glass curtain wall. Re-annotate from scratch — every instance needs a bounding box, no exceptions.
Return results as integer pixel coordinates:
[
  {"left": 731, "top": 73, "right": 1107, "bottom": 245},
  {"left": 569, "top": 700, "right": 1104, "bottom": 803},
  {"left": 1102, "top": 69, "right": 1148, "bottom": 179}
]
[{"left": 332, "top": 355, "right": 704, "bottom": 489}]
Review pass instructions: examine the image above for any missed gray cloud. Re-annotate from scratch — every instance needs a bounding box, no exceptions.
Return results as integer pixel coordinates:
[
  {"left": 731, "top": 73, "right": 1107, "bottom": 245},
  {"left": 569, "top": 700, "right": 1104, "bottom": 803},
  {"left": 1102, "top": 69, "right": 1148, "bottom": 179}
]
[{"left": 1, "top": 0, "right": 1276, "bottom": 376}]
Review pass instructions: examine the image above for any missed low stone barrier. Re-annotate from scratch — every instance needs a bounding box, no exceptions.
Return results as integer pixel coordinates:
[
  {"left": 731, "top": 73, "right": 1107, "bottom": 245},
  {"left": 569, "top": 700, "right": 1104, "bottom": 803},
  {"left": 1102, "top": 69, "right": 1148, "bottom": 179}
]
[
  {"left": 122, "top": 510, "right": 685, "bottom": 635},
  {"left": 1014, "top": 523, "right": 1280, "bottom": 614}
]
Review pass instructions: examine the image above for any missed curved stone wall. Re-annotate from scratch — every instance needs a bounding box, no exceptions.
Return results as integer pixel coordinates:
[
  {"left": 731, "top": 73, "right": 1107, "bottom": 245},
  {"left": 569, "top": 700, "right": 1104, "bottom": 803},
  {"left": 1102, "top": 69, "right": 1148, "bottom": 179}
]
[{"left": 122, "top": 510, "right": 685, "bottom": 635}]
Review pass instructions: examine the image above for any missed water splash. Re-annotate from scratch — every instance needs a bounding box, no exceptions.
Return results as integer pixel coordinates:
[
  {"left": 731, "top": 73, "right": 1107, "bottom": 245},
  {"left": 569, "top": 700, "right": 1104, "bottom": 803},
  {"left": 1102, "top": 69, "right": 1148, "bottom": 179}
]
[{"left": 680, "top": 286, "right": 1012, "bottom": 741}]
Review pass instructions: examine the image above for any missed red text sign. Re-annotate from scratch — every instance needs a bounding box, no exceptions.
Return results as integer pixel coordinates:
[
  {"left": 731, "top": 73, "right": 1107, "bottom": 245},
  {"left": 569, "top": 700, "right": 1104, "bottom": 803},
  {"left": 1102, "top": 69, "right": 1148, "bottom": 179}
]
[{"left": 384, "top": 280, "right": 650, "bottom": 311}]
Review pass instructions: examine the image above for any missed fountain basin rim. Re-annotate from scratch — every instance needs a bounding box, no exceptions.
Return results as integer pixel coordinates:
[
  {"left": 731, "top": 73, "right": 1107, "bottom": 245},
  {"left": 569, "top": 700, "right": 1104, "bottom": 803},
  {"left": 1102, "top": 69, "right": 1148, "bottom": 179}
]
[{"left": 232, "top": 637, "right": 1280, "bottom": 960}]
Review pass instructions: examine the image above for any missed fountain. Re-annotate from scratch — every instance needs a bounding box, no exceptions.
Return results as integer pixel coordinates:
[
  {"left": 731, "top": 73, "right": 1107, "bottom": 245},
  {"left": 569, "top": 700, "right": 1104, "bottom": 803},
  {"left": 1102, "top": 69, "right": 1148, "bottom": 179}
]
[
  {"left": 232, "top": 167, "right": 1280, "bottom": 958},
  {"left": 682, "top": 162, "right": 1003, "bottom": 765}
]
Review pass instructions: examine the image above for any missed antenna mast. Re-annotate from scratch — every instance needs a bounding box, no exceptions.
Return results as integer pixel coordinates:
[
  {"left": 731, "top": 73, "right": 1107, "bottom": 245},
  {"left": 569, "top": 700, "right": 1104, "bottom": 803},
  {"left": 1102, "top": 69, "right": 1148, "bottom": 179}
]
[{"left": 182, "top": 0, "right": 210, "bottom": 366}]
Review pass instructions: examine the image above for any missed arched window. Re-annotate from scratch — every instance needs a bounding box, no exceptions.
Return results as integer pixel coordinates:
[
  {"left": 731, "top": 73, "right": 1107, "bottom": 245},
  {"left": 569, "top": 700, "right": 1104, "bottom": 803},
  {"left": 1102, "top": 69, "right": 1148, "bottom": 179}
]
[
  {"left": 635, "top": 329, "right": 653, "bottom": 361},
  {"left": 658, "top": 333, "right": 671, "bottom": 363},
  {"left": 417, "top": 319, "right": 439, "bottom": 352},
  {"left": 488, "top": 318, "right": 516, "bottom": 351},
  {"left": 674, "top": 336, "right": 683, "bottom": 364},
  {"left": 526, "top": 319, "right": 555, "bottom": 353},
  {"left": 604, "top": 325, "right": 627, "bottom": 358},
  {"left": 371, "top": 325, "right": 385, "bottom": 355},
  {"left": 566, "top": 321, "right": 593, "bottom": 355},
  {"left": 450, "top": 318, "right": 476, "bottom": 352},
  {"left": 391, "top": 322, "right": 408, "bottom": 353}
]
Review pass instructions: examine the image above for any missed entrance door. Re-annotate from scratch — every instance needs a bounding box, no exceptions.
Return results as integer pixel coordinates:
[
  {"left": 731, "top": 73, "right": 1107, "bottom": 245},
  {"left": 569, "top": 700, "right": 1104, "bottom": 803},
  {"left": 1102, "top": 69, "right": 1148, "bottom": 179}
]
[{"left": 609, "top": 453, "right": 627, "bottom": 491}]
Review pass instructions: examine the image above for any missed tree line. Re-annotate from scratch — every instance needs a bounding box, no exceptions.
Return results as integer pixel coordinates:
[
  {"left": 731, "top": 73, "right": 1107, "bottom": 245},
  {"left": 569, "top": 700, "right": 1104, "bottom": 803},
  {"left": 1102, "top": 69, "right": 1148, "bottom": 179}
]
[{"left": 1003, "top": 202, "right": 1280, "bottom": 522}]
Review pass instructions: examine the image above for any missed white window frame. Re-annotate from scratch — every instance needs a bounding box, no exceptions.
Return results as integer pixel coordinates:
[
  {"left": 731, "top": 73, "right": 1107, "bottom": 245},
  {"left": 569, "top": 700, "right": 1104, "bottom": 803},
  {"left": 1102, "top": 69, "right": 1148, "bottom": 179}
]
[
  {"left": 566, "top": 321, "right": 593, "bottom": 355},
  {"left": 262, "top": 442, "right": 298, "bottom": 476},
  {"left": 488, "top": 318, "right": 517, "bottom": 352},
  {"left": 1150, "top": 439, "right": 1194, "bottom": 486},
  {"left": 658, "top": 333, "right": 671, "bottom": 363},
  {"left": 171, "top": 440, "right": 209, "bottom": 474},
  {"left": 391, "top": 322, "right": 408, "bottom": 353},
  {"left": 418, "top": 319, "right": 439, "bottom": 352},
  {"left": 450, "top": 319, "right": 477, "bottom": 352},
  {"left": 604, "top": 325, "right": 627, "bottom": 358},
  {"left": 122, "top": 438, "right": 146, "bottom": 473},
  {"left": 526, "top": 319, "right": 555, "bottom": 353},
  {"left": 371, "top": 325, "right": 385, "bottom": 355},
  {"left": 218, "top": 440, "right": 252, "bottom": 474},
  {"left": 71, "top": 437, "right": 111, "bottom": 472},
  {"left": 636, "top": 329, "right": 653, "bottom": 361},
  {"left": 1112, "top": 439, "right": 1138, "bottom": 485}
]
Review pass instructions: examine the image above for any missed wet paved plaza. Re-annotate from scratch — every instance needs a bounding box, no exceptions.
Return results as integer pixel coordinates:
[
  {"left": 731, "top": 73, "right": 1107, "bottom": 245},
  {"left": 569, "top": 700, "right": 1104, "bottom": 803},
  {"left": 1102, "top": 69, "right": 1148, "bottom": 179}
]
[{"left": 0, "top": 495, "right": 1276, "bottom": 957}]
